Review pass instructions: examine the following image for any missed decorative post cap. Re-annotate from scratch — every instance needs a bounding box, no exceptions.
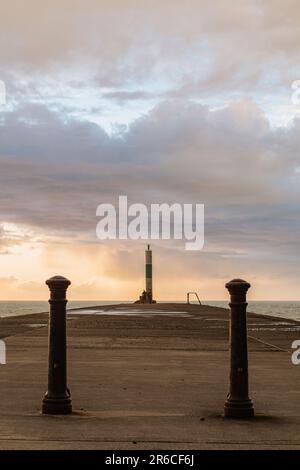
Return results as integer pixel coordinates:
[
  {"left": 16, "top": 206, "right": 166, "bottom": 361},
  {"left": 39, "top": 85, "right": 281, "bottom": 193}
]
[
  {"left": 46, "top": 276, "right": 71, "bottom": 300},
  {"left": 46, "top": 275, "right": 71, "bottom": 288},
  {"left": 226, "top": 278, "right": 250, "bottom": 303},
  {"left": 225, "top": 278, "right": 251, "bottom": 291}
]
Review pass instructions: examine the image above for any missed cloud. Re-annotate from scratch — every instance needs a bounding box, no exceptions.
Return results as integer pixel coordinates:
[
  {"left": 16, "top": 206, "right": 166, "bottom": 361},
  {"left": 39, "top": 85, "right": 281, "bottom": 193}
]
[
  {"left": 1, "top": 1, "right": 300, "bottom": 109},
  {"left": 1, "top": 1, "right": 300, "bottom": 299},
  {"left": 0, "top": 99, "right": 300, "bottom": 269}
]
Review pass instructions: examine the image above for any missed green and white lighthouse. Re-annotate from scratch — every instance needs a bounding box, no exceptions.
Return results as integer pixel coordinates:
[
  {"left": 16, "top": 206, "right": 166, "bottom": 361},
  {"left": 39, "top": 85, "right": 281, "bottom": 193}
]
[
  {"left": 145, "top": 244, "right": 153, "bottom": 303},
  {"left": 135, "top": 244, "right": 156, "bottom": 304}
]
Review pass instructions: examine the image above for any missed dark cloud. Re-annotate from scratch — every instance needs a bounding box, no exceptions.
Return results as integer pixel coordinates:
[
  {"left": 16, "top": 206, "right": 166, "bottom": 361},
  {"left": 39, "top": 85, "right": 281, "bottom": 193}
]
[
  {"left": 0, "top": 100, "right": 299, "bottom": 266},
  {"left": 102, "top": 91, "right": 156, "bottom": 103}
]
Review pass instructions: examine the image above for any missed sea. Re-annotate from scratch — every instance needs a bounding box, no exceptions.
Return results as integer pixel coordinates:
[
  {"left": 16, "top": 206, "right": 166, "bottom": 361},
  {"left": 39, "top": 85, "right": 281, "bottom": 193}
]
[
  {"left": 204, "top": 301, "right": 300, "bottom": 322},
  {"left": 0, "top": 301, "right": 131, "bottom": 319},
  {"left": 0, "top": 300, "right": 299, "bottom": 321}
]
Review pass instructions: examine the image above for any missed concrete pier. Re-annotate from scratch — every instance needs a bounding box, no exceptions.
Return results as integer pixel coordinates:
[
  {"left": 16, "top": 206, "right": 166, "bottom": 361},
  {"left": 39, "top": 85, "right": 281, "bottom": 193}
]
[{"left": 0, "top": 302, "right": 299, "bottom": 449}]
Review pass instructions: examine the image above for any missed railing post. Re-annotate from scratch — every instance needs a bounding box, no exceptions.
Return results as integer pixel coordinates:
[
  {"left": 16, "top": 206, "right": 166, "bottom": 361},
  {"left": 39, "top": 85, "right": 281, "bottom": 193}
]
[
  {"left": 42, "top": 275, "right": 72, "bottom": 415},
  {"left": 224, "top": 278, "right": 254, "bottom": 418}
]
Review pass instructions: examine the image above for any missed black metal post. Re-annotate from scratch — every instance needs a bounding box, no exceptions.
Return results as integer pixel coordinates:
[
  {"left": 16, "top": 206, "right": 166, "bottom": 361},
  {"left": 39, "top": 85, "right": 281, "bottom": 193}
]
[
  {"left": 42, "top": 275, "right": 72, "bottom": 415},
  {"left": 224, "top": 278, "right": 254, "bottom": 418}
]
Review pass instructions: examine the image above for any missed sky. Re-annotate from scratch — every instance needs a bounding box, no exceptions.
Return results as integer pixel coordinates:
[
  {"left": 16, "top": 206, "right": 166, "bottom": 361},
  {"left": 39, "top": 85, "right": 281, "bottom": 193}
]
[{"left": 0, "top": 0, "right": 300, "bottom": 300}]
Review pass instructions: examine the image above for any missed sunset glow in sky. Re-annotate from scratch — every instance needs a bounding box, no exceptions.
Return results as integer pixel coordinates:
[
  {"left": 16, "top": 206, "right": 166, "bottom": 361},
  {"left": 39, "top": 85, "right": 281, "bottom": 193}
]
[{"left": 1, "top": 1, "right": 300, "bottom": 300}]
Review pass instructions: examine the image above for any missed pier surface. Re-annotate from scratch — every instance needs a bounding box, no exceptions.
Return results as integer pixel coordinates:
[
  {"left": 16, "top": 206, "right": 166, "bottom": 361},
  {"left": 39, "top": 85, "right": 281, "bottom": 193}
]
[{"left": 0, "top": 302, "right": 299, "bottom": 450}]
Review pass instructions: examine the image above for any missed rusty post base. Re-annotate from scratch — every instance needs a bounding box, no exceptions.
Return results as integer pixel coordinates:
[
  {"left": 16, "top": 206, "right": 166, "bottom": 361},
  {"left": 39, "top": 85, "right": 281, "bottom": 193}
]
[
  {"left": 224, "top": 397, "right": 254, "bottom": 419},
  {"left": 42, "top": 394, "right": 72, "bottom": 415}
]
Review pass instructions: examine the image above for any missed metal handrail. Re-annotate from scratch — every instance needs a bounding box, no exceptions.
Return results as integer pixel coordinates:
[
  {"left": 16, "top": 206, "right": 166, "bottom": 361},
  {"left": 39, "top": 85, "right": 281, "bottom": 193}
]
[{"left": 187, "top": 292, "right": 202, "bottom": 305}]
